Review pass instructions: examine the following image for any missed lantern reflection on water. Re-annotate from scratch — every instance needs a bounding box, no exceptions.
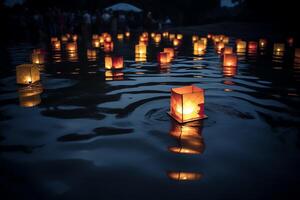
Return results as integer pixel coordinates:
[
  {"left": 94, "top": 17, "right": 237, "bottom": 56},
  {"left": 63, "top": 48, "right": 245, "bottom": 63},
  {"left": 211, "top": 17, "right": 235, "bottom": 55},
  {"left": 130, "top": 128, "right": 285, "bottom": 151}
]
[
  {"left": 18, "top": 83, "right": 43, "bottom": 107},
  {"left": 167, "top": 172, "right": 202, "bottom": 181},
  {"left": 169, "top": 85, "right": 206, "bottom": 123},
  {"left": 223, "top": 65, "right": 237, "bottom": 77},
  {"left": 169, "top": 122, "right": 204, "bottom": 154},
  {"left": 105, "top": 70, "right": 124, "bottom": 81},
  {"left": 223, "top": 54, "right": 237, "bottom": 67},
  {"left": 87, "top": 49, "right": 97, "bottom": 61},
  {"left": 16, "top": 64, "right": 40, "bottom": 85}
]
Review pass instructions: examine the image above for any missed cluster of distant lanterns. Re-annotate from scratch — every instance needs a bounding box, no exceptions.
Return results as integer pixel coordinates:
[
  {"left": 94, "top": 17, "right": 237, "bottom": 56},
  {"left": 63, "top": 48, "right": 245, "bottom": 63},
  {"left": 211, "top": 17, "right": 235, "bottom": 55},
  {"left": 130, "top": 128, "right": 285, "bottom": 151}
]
[{"left": 16, "top": 31, "right": 299, "bottom": 125}]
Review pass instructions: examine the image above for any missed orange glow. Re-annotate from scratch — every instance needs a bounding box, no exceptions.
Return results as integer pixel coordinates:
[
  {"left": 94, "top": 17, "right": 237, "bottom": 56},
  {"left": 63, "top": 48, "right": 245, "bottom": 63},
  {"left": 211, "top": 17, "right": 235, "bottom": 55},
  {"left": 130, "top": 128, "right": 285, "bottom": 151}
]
[
  {"left": 176, "top": 34, "right": 183, "bottom": 40},
  {"left": 117, "top": 33, "right": 124, "bottom": 40},
  {"left": 105, "top": 56, "right": 113, "bottom": 69},
  {"left": 112, "top": 56, "right": 124, "bottom": 69},
  {"left": 259, "top": 39, "right": 267, "bottom": 49},
  {"left": 72, "top": 34, "right": 78, "bottom": 41},
  {"left": 157, "top": 52, "right": 171, "bottom": 64},
  {"left": 135, "top": 43, "right": 147, "bottom": 56},
  {"left": 18, "top": 83, "right": 43, "bottom": 107},
  {"left": 173, "top": 38, "right": 180, "bottom": 47},
  {"left": 216, "top": 41, "right": 225, "bottom": 52},
  {"left": 295, "top": 48, "right": 300, "bottom": 58},
  {"left": 125, "top": 31, "right": 130, "bottom": 37},
  {"left": 273, "top": 43, "right": 285, "bottom": 52},
  {"left": 87, "top": 49, "right": 97, "bottom": 61},
  {"left": 236, "top": 40, "right": 247, "bottom": 50},
  {"left": 170, "top": 85, "right": 206, "bottom": 123},
  {"left": 223, "top": 46, "right": 233, "bottom": 55},
  {"left": 154, "top": 34, "right": 162, "bottom": 43},
  {"left": 103, "top": 42, "right": 114, "bottom": 53},
  {"left": 150, "top": 32, "right": 156, "bottom": 38},
  {"left": 223, "top": 65, "right": 237, "bottom": 77},
  {"left": 163, "top": 48, "right": 175, "bottom": 58},
  {"left": 52, "top": 41, "right": 61, "bottom": 50},
  {"left": 16, "top": 64, "right": 40, "bottom": 85},
  {"left": 192, "top": 35, "right": 199, "bottom": 42},
  {"left": 163, "top": 32, "right": 169, "bottom": 38},
  {"left": 105, "top": 70, "right": 124, "bottom": 81},
  {"left": 92, "top": 38, "right": 100, "bottom": 48},
  {"left": 223, "top": 54, "right": 237, "bottom": 67},
  {"left": 66, "top": 42, "right": 77, "bottom": 52},
  {"left": 248, "top": 41, "right": 258, "bottom": 52},
  {"left": 99, "top": 36, "right": 105, "bottom": 44},
  {"left": 104, "top": 35, "right": 112, "bottom": 43},
  {"left": 167, "top": 172, "right": 202, "bottom": 181},
  {"left": 169, "top": 34, "right": 176, "bottom": 41},
  {"left": 61, "top": 35, "right": 68, "bottom": 42},
  {"left": 193, "top": 40, "right": 206, "bottom": 55}
]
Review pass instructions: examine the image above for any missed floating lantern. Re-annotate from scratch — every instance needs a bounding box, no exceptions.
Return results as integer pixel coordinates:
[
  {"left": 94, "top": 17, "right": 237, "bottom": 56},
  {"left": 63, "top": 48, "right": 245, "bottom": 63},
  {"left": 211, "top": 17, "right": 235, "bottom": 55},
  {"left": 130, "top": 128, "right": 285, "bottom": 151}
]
[
  {"left": 18, "top": 84, "right": 43, "bottom": 107},
  {"left": 61, "top": 35, "right": 68, "bottom": 42},
  {"left": 173, "top": 38, "right": 180, "bottom": 47},
  {"left": 223, "top": 54, "right": 237, "bottom": 67},
  {"left": 112, "top": 56, "right": 124, "bottom": 69},
  {"left": 194, "top": 40, "right": 206, "bottom": 55},
  {"left": 200, "top": 37, "right": 208, "bottom": 46},
  {"left": 169, "top": 85, "right": 206, "bottom": 123},
  {"left": 31, "top": 50, "right": 45, "bottom": 65},
  {"left": 216, "top": 42, "right": 225, "bottom": 52},
  {"left": 167, "top": 172, "right": 202, "bottom": 181},
  {"left": 135, "top": 55, "right": 147, "bottom": 62},
  {"left": 139, "top": 35, "right": 148, "bottom": 43},
  {"left": 92, "top": 34, "right": 99, "bottom": 40},
  {"left": 273, "top": 43, "right": 285, "bottom": 52},
  {"left": 117, "top": 33, "right": 124, "bottom": 40},
  {"left": 92, "top": 38, "right": 100, "bottom": 48},
  {"left": 66, "top": 42, "right": 77, "bottom": 52},
  {"left": 150, "top": 32, "right": 156, "bottom": 38},
  {"left": 169, "top": 34, "right": 176, "bottom": 41},
  {"left": 259, "top": 39, "right": 267, "bottom": 49},
  {"left": 236, "top": 40, "right": 246, "bottom": 49},
  {"left": 192, "top": 35, "right": 199, "bottom": 42},
  {"left": 157, "top": 52, "right": 171, "bottom": 64},
  {"left": 16, "top": 64, "right": 40, "bottom": 85},
  {"left": 142, "top": 32, "right": 148, "bottom": 38},
  {"left": 52, "top": 40, "right": 61, "bottom": 50},
  {"left": 72, "top": 34, "right": 78, "bottom": 41},
  {"left": 176, "top": 34, "right": 183, "bottom": 40},
  {"left": 287, "top": 37, "right": 294, "bottom": 46},
  {"left": 248, "top": 41, "right": 258, "bottom": 50},
  {"left": 154, "top": 34, "right": 162, "bottom": 43},
  {"left": 67, "top": 51, "right": 78, "bottom": 62},
  {"left": 105, "top": 56, "right": 113, "bottom": 69},
  {"left": 163, "top": 32, "right": 169, "bottom": 38},
  {"left": 223, "top": 46, "right": 233, "bottom": 55},
  {"left": 169, "top": 123, "right": 204, "bottom": 154},
  {"left": 103, "top": 42, "right": 114, "bottom": 53},
  {"left": 87, "top": 49, "right": 97, "bottom": 61},
  {"left": 99, "top": 36, "right": 105, "bottom": 44},
  {"left": 164, "top": 48, "right": 175, "bottom": 58},
  {"left": 125, "top": 31, "right": 130, "bottom": 38},
  {"left": 135, "top": 43, "right": 147, "bottom": 57},
  {"left": 222, "top": 36, "right": 229, "bottom": 44},
  {"left": 104, "top": 35, "right": 112, "bottom": 43}
]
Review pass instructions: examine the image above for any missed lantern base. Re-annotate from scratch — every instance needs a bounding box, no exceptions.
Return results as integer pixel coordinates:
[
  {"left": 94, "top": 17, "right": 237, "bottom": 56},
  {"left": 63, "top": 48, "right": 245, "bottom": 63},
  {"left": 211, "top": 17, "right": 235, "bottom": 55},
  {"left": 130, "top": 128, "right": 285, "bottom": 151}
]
[{"left": 167, "top": 112, "right": 208, "bottom": 124}]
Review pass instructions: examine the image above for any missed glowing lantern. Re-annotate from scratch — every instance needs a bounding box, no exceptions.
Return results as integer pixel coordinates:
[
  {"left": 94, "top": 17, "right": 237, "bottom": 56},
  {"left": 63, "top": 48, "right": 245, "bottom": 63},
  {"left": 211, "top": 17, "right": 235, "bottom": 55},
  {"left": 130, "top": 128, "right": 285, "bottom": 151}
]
[
  {"left": 103, "top": 42, "right": 114, "bottom": 53},
  {"left": 31, "top": 50, "right": 45, "bottom": 65},
  {"left": 169, "top": 85, "right": 206, "bottom": 123},
  {"left": 72, "top": 35, "right": 78, "bottom": 41},
  {"left": 112, "top": 56, "right": 124, "bottom": 69},
  {"left": 157, "top": 52, "right": 171, "bottom": 64},
  {"left": 125, "top": 31, "right": 130, "bottom": 38},
  {"left": 259, "top": 39, "right": 267, "bottom": 49},
  {"left": 92, "top": 38, "right": 100, "bottom": 48},
  {"left": 207, "top": 34, "right": 212, "bottom": 39},
  {"left": 169, "top": 34, "right": 176, "bottom": 41},
  {"left": 99, "top": 36, "right": 105, "bottom": 44},
  {"left": 66, "top": 42, "right": 77, "bottom": 52},
  {"left": 194, "top": 40, "right": 206, "bottom": 55},
  {"left": 154, "top": 34, "right": 162, "bottom": 43},
  {"left": 273, "top": 43, "right": 285, "bottom": 52},
  {"left": 200, "top": 37, "right": 207, "bottom": 46},
  {"left": 104, "top": 35, "right": 112, "bottom": 43},
  {"left": 248, "top": 41, "right": 258, "bottom": 52},
  {"left": 16, "top": 64, "right": 40, "bottom": 85},
  {"left": 223, "top": 46, "right": 233, "bottom": 55},
  {"left": 176, "top": 34, "right": 183, "bottom": 40},
  {"left": 287, "top": 37, "right": 294, "bottom": 46},
  {"left": 222, "top": 36, "right": 229, "bottom": 44},
  {"left": 150, "top": 32, "right": 156, "bottom": 38},
  {"left": 92, "top": 34, "right": 99, "bottom": 40},
  {"left": 117, "top": 33, "right": 124, "bottom": 40},
  {"left": 169, "top": 122, "right": 204, "bottom": 154},
  {"left": 87, "top": 49, "right": 97, "bottom": 61},
  {"left": 173, "top": 38, "right": 180, "bottom": 47},
  {"left": 163, "top": 48, "right": 175, "bottom": 58},
  {"left": 135, "top": 43, "right": 147, "bottom": 56},
  {"left": 236, "top": 40, "right": 247, "bottom": 50},
  {"left": 52, "top": 40, "right": 61, "bottom": 50},
  {"left": 142, "top": 32, "right": 148, "bottom": 38},
  {"left": 61, "top": 35, "right": 68, "bottom": 42},
  {"left": 223, "top": 54, "right": 237, "bottom": 67},
  {"left": 216, "top": 42, "right": 225, "bottom": 52},
  {"left": 18, "top": 84, "right": 43, "bottom": 107},
  {"left": 192, "top": 35, "right": 199, "bottom": 42},
  {"left": 105, "top": 56, "right": 113, "bottom": 69},
  {"left": 167, "top": 172, "right": 202, "bottom": 181},
  {"left": 163, "top": 32, "right": 169, "bottom": 38}
]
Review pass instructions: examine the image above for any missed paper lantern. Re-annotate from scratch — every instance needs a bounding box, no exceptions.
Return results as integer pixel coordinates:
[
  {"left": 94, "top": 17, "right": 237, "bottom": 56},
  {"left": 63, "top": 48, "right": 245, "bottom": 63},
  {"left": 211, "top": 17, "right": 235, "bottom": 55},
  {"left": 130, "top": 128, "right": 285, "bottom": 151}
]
[
  {"left": 163, "top": 32, "right": 169, "bottom": 38},
  {"left": 135, "top": 43, "right": 147, "bottom": 56},
  {"left": 18, "top": 84, "right": 43, "bottom": 107},
  {"left": 52, "top": 40, "right": 61, "bottom": 50},
  {"left": 154, "top": 34, "right": 162, "bottom": 43},
  {"left": 150, "top": 32, "right": 156, "bottom": 38},
  {"left": 169, "top": 123, "right": 204, "bottom": 154},
  {"left": 194, "top": 40, "right": 206, "bottom": 55},
  {"left": 236, "top": 40, "right": 247, "bottom": 50},
  {"left": 67, "top": 51, "right": 78, "bottom": 62},
  {"left": 99, "top": 36, "right": 105, "bottom": 44},
  {"left": 248, "top": 41, "right": 258, "bottom": 51},
  {"left": 16, "top": 64, "right": 40, "bottom": 85},
  {"left": 31, "top": 51, "right": 45, "bottom": 65},
  {"left": 66, "top": 42, "right": 77, "bottom": 52},
  {"left": 173, "top": 38, "right": 180, "bottom": 47},
  {"left": 135, "top": 55, "right": 147, "bottom": 62},
  {"left": 87, "top": 49, "right": 97, "bottom": 61},
  {"left": 169, "top": 85, "right": 206, "bottom": 123},
  {"left": 223, "top": 46, "right": 233, "bottom": 55},
  {"left": 163, "top": 48, "right": 175, "bottom": 58},
  {"left": 117, "top": 33, "right": 124, "bottom": 40},
  {"left": 112, "top": 56, "right": 124, "bottom": 69},
  {"left": 223, "top": 65, "right": 237, "bottom": 77},
  {"left": 207, "top": 34, "right": 212, "bottom": 39},
  {"left": 167, "top": 172, "right": 202, "bottom": 181},
  {"left": 216, "top": 42, "right": 225, "bottom": 52},
  {"left": 176, "top": 34, "right": 183, "bottom": 40},
  {"left": 157, "top": 52, "right": 171, "bottom": 64},
  {"left": 103, "top": 42, "right": 114, "bottom": 53},
  {"left": 222, "top": 36, "right": 229, "bottom": 44},
  {"left": 273, "top": 43, "right": 285, "bottom": 52},
  {"left": 125, "top": 31, "right": 130, "bottom": 38},
  {"left": 169, "top": 34, "right": 176, "bottom": 41},
  {"left": 61, "top": 35, "right": 68, "bottom": 42},
  {"left": 200, "top": 37, "right": 208, "bottom": 46},
  {"left": 105, "top": 56, "right": 113, "bottom": 69},
  {"left": 93, "top": 38, "right": 100, "bottom": 48},
  {"left": 104, "top": 35, "right": 112, "bottom": 43},
  {"left": 223, "top": 54, "right": 237, "bottom": 67},
  {"left": 192, "top": 35, "right": 199, "bottom": 42},
  {"left": 259, "top": 39, "right": 267, "bottom": 49},
  {"left": 105, "top": 70, "right": 124, "bottom": 81}
]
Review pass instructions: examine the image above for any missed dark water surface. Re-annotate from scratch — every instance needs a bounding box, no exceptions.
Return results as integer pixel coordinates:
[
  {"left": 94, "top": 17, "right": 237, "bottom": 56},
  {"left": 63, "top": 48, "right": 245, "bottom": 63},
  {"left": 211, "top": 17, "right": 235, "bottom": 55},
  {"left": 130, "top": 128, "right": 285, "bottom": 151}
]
[{"left": 1, "top": 33, "right": 300, "bottom": 200}]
